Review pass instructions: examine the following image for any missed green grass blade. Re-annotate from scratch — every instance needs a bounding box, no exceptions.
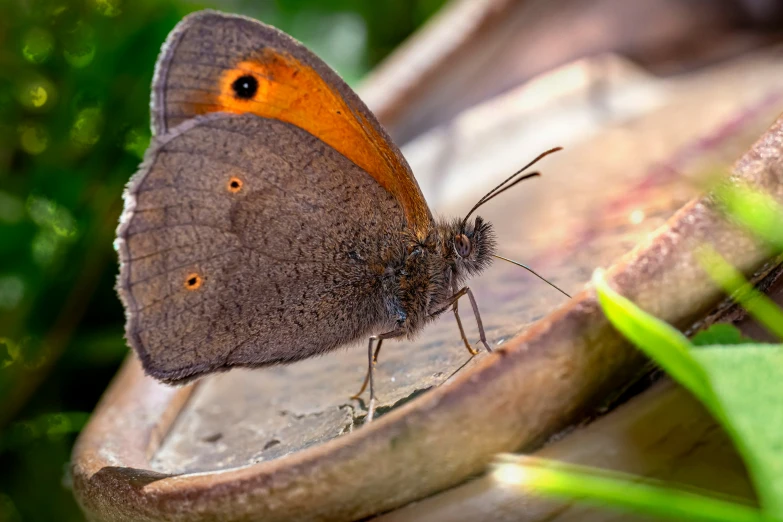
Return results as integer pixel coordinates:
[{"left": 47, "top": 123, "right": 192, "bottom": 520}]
[
  {"left": 492, "top": 455, "right": 770, "bottom": 522},
  {"left": 592, "top": 270, "right": 717, "bottom": 411},
  {"left": 714, "top": 183, "right": 783, "bottom": 252},
  {"left": 696, "top": 246, "right": 783, "bottom": 340}
]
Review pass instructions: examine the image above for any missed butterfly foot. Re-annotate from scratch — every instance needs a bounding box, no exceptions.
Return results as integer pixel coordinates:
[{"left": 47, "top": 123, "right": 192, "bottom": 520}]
[
  {"left": 366, "top": 397, "right": 376, "bottom": 424},
  {"left": 481, "top": 339, "right": 493, "bottom": 353}
]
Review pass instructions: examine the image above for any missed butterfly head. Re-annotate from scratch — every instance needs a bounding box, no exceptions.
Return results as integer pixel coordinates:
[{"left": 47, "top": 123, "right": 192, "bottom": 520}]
[
  {"left": 444, "top": 147, "right": 563, "bottom": 285},
  {"left": 447, "top": 216, "right": 496, "bottom": 283}
]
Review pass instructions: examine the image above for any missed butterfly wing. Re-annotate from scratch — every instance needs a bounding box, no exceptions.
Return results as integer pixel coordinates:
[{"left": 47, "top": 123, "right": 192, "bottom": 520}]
[
  {"left": 117, "top": 112, "right": 406, "bottom": 384},
  {"left": 152, "top": 9, "right": 432, "bottom": 238}
]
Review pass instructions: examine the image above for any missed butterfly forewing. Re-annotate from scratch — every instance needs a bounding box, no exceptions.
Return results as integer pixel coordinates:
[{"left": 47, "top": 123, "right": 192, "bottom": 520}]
[{"left": 152, "top": 10, "right": 432, "bottom": 237}]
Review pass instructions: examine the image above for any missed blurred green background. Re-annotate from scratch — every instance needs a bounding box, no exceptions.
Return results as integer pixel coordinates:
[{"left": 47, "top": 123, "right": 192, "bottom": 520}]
[{"left": 0, "top": 1, "right": 446, "bottom": 520}]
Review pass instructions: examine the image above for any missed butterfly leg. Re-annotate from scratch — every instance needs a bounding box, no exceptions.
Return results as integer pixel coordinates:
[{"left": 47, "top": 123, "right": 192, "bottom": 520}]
[
  {"left": 451, "top": 286, "right": 492, "bottom": 355},
  {"left": 354, "top": 330, "right": 404, "bottom": 423},
  {"left": 351, "top": 338, "right": 384, "bottom": 401},
  {"left": 450, "top": 289, "right": 477, "bottom": 356},
  {"left": 365, "top": 336, "right": 381, "bottom": 423}
]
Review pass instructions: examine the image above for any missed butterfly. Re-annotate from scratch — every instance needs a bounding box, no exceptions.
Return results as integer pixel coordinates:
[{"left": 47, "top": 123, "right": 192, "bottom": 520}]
[{"left": 116, "top": 10, "right": 566, "bottom": 421}]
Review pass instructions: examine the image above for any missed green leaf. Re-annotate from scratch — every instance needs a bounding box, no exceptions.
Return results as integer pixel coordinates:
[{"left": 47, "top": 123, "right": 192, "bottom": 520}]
[
  {"left": 692, "top": 324, "right": 749, "bottom": 346},
  {"left": 691, "top": 344, "right": 783, "bottom": 514}
]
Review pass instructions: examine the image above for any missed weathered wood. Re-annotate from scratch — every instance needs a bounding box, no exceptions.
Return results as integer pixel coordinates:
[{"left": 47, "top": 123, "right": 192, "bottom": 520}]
[
  {"left": 376, "top": 379, "right": 756, "bottom": 522},
  {"left": 360, "top": 0, "right": 783, "bottom": 143}
]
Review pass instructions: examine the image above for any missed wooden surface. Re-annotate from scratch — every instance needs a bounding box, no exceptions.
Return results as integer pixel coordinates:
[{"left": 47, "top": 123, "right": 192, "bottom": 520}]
[
  {"left": 360, "top": 0, "right": 783, "bottom": 143},
  {"left": 71, "top": 3, "right": 783, "bottom": 520},
  {"left": 377, "top": 379, "right": 756, "bottom": 522}
]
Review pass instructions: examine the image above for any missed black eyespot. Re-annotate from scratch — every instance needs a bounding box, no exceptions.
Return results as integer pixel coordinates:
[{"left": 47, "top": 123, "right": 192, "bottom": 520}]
[
  {"left": 454, "top": 234, "right": 471, "bottom": 258},
  {"left": 227, "top": 176, "right": 243, "bottom": 193},
  {"left": 184, "top": 273, "right": 202, "bottom": 290},
  {"left": 231, "top": 75, "right": 258, "bottom": 99}
]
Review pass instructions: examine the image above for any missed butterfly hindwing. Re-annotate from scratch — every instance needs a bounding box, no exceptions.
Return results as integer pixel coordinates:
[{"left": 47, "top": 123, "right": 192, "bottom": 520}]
[{"left": 118, "top": 113, "right": 406, "bottom": 383}]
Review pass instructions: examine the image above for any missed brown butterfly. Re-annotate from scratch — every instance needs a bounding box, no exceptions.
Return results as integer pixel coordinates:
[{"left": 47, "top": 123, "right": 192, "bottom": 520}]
[{"left": 116, "top": 10, "right": 566, "bottom": 421}]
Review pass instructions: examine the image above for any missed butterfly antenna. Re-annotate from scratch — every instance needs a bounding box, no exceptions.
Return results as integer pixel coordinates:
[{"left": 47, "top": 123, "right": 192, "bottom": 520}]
[
  {"left": 462, "top": 147, "right": 563, "bottom": 229},
  {"left": 493, "top": 254, "right": 571, "bottom": 299}
]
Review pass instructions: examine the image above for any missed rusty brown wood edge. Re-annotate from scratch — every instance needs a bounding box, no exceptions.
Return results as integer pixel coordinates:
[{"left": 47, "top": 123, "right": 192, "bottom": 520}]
[{"left": 71, "top": 113, "right": 783, "bottom": 521}]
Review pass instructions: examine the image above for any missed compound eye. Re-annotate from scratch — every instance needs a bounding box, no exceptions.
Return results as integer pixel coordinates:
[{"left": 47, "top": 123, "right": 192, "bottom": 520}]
[{"left": 454, "top": 234, "right": 472, "bottom": 258}]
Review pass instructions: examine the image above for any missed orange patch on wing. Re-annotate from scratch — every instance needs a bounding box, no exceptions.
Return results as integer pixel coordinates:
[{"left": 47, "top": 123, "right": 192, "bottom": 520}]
[{"left": 189, "top": 50, "right": 430, "bottom": 237}]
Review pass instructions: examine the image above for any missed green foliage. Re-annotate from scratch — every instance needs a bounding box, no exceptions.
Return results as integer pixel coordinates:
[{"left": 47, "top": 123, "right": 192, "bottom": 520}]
[
  {"left": 495, "top": 263, "right": 783, "bottom": 521},
  {"left": 0, "top": 1, "right": 445, "bottom": 521},
  {"left": 1, "top": 412, "right": 89, "bottom": 453},
  {"left": 0, "top": 2, "right": 193, "bottom": 519},
  {"left": 513, "top": 269, "right": 783, "bottom": 521},
  {"left": 691, "top": 323, "right": 751, "bottom": 346}
]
